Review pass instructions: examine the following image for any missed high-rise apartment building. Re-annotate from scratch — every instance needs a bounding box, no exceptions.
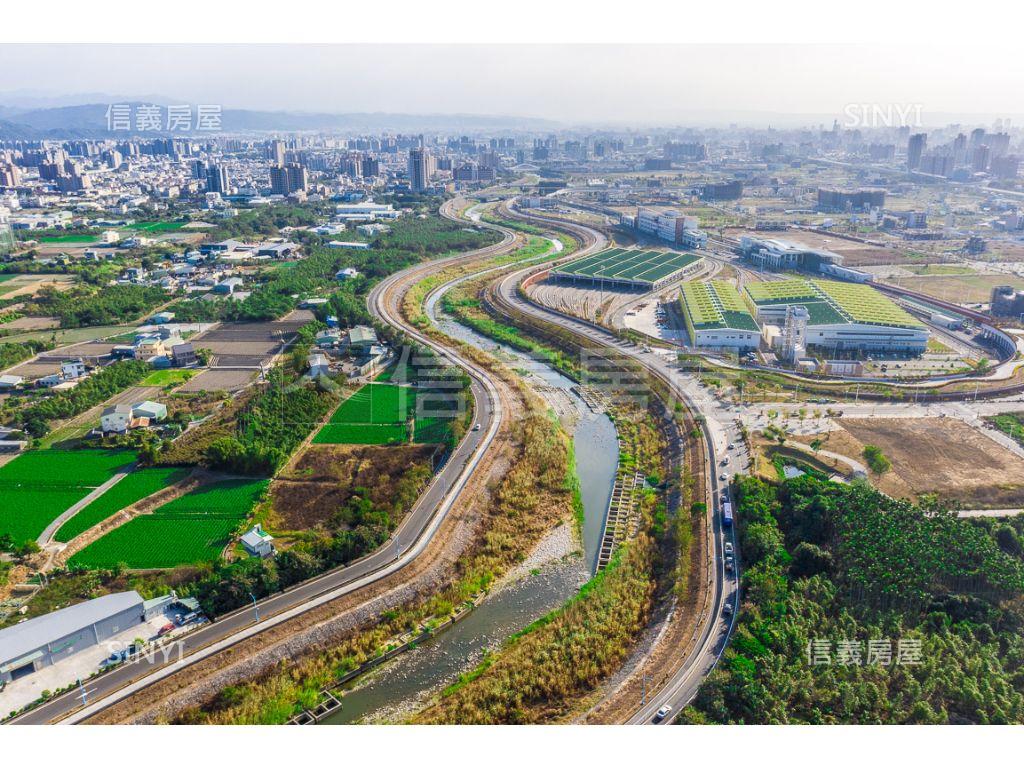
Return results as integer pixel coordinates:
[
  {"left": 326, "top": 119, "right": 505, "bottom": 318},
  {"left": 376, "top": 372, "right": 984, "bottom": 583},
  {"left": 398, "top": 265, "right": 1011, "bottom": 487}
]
[
  {"left": 907, "top": 133, "right": 927, "bottom": 170},
  {"left": 270, "top": 162, "right": 308, "bottom": 195}
]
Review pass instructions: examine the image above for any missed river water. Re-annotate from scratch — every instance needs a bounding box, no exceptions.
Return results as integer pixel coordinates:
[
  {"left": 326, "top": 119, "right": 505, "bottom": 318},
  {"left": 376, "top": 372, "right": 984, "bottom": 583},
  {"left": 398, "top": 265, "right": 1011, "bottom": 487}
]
[{"left": 320, "top": 263, "right": 618, "bottom": 724}]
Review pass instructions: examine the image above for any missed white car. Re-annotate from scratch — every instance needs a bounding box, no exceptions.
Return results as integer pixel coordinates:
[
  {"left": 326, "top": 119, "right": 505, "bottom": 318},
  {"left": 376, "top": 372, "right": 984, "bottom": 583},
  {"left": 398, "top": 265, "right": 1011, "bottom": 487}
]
[
  {"left": 472, "top": 423, "right": 481, "bottom": 431},
  {"left": 654, "top": 704, "right": 673, "bottom": 722}
]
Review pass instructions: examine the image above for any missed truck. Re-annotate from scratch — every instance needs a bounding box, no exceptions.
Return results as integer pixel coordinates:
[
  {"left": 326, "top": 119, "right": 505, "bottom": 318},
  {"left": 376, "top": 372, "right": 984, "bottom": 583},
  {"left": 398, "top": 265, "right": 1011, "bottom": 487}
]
[{"left": 722, "top": 501, "right": 733, "bottom": 527}]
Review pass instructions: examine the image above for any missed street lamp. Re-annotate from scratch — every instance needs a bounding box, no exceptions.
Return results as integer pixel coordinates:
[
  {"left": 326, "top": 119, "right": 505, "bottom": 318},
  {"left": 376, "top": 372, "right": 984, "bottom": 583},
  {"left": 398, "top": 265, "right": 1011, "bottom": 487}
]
[{"left": 250, "top": 593, "right": 260, "bottom": 623}]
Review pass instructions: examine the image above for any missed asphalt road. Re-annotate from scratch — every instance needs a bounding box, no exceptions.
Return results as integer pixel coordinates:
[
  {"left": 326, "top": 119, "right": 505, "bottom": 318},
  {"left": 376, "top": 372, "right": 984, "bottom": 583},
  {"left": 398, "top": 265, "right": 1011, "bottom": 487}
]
[
  {"left": 492, "top": 203, "right": 740, "bottom": 724},
  {"left": 8, "top": 207, "right": 515, "bottom": 726}
]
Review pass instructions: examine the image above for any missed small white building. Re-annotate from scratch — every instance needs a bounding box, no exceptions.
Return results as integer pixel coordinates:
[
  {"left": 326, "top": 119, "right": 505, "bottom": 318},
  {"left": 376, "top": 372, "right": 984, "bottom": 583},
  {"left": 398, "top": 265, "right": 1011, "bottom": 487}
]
[
  {"left": 131, "top": 400, "right": 167, "bottom": 421},
  {"left": 0, "top": 374, "right": 24, "bottom": 389},
  {"left": 60, "top": 359, "right": 87, "bottom": 380},
  {"left": 240, "top": 524, "right": 275, "bottom": 558},
  {"left": 307, "top": 353, "right": 331, "bottom": 378},
  {"left": 101, "top": 403, "right": 133, "bottom": 434},
  {"left": 335, "top": 267, "right": 360, "bottom": 280}
]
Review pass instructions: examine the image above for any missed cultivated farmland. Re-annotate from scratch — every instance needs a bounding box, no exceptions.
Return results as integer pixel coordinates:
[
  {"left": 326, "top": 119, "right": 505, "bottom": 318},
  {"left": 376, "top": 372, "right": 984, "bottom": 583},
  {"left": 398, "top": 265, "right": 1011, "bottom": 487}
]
[
  {"left": 68, "top": 477, "right": 269, "bottom": 569},
  {"left": 54, "top": 466, "right": 190, "bottom": 543},
  {"left": 0, "top": 449, "right": 136, "bottom": 545},
  {"left": 312, "top": 383, "right": 451, "bottom": 445}
]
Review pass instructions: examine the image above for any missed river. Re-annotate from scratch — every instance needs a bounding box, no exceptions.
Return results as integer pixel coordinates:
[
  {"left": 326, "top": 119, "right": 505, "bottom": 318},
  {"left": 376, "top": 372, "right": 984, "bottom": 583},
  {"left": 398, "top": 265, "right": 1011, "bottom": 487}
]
[{"left": 320, "top": 256, "right": 618, "bottom": 723}]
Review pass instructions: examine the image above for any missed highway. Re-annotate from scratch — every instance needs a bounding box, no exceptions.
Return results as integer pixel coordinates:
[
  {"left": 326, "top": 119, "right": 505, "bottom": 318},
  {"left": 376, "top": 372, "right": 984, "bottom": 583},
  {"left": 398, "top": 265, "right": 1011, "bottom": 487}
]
[
  {"left": 487, "top": 201, "right": 740, "bottom": 724},
  {"left": 8, "top": 200, "right": 517, "bottom": 725}
]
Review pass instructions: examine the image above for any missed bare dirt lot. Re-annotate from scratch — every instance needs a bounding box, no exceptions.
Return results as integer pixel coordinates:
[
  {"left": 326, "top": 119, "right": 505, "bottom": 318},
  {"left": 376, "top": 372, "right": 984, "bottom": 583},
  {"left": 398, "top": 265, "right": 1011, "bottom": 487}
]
[
  {"left": 189, "top": 309, "right": 314, "bottom": 368},
  {"left": 177, "top": 368, "right": 256, "bottom": 392},
  {"left": 271, "top": 444, "right": 436, "bottom": 530},
  {"left": 825, "top": 417, "right": 1024, "bottom": 508},
  {"left": 882, "top": 274, "right": 1024, "bottom": 305}
]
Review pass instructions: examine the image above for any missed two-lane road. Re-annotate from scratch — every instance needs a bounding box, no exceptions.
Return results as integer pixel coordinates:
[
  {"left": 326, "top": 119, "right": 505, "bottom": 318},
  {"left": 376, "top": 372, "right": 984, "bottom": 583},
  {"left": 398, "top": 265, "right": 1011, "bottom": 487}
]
[{"left": 9, "top": 204, "right": 516, "bottom": 726}]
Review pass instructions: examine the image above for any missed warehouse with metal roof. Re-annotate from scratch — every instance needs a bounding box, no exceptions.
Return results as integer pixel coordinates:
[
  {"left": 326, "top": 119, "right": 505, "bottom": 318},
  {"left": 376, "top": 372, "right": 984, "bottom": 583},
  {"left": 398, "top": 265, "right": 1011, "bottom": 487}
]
[{"left": 0, "top": 591, "right": 145, "bottom": 683}]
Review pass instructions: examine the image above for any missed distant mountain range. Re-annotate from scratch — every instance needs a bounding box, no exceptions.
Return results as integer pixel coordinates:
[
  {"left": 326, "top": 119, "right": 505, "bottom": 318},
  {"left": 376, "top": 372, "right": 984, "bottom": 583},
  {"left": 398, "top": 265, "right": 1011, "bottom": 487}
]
[{"left": 0, "top": 101, "right": 560, "bottom": 139}]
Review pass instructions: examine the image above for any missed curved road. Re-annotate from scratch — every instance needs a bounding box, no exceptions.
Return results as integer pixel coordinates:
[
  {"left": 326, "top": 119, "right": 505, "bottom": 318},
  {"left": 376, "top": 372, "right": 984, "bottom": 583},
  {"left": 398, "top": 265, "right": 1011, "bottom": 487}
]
[
  {"left": 8, "top": 201, "right": 517, "bottom": 725},
  {"left": 487, "top": 201, "right": 740, "bottom": 724}
]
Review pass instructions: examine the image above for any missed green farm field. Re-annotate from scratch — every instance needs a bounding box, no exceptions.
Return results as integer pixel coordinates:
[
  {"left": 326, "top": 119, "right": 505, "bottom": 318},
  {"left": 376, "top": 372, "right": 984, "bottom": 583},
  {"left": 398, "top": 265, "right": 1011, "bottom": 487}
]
[
  {"left": 54, "top": 466, "right": 189, "bottom": 542},
  {"left": 0, "top": 449, "right": 137, "bottom": 544},
  {"left": 68, "top": 477, "right": 268, "bottom": 569},
  {"left": 312, "top": 383, "right": 453, "bottom": 445}
]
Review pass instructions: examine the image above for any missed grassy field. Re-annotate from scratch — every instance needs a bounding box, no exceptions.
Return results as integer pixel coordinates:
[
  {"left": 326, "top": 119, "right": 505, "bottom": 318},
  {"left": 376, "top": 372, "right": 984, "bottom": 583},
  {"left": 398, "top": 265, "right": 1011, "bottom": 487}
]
[
  {"left": 903, "top": 264, "right": 977, "bottom": 276},
  {"left": 68, "top": 477, "right": 268, "bottom": 569},
  {"left": 124, "top": 221, "right": 186, "bottom": 233},
  {"left": 887, "top": 274, "right": 1024, "bottom": 304},
  {"left": 312, "top": 383, "right": 453, "bottom": 445},
  {"left": 54, "top": 466, "right": 190, "bottom": 542},
  {"left": 313, "top": 423, "right": 408, "bottom": 445},
  {"left": 36, "top": 234, "right": 97, "bottom": 243},
  {"left": 141, "top": 369, "right": 196, "bottom": 387},
  {"left": 0, "top": 449, "right": 136, "bottom": 544}
]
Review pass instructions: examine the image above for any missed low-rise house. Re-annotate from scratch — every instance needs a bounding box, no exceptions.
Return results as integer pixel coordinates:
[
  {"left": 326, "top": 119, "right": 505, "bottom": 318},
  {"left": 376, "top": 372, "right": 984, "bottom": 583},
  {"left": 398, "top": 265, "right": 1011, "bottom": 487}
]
[
  {"left": 172, "top": 343, "right": 197, "bottom": 367},
  {"left": 240, "top": 524, "right": 275, "bottom": 558},
  {"left": 315, "top": 329, "right": 342, "bottom": 348},
  {"left": 134, "top": 335, "right": 165, "bottom": 359},
  {"left": 335, "top": 267, "right": 361, "bottom": 280},
  {"left": 0, "top": 374, "right": 24, "bottom": 389},
  {"left": 60, "top": 359, "right": 87, "bottom": 379},
  {"left": 213, "top": 277, "right": 243, "bottom": 295},
  {"left": 101, "top": 403, "right": 133, "bottom": 434},
  {"left": 346, "top": 325, "right": 379, "bottom": 351},
  {"left": 308, "top": 353, "right": 331, "bottom": 378},
  {"left": 151, "top": 311, "right": 175, "bottom": 324}
]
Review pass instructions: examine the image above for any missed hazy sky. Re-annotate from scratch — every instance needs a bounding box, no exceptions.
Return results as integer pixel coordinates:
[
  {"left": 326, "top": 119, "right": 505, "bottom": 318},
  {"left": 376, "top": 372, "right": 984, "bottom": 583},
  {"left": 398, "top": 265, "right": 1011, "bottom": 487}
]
[{"left": 0, "top": 44, "right": 1020, "bottom": 126}]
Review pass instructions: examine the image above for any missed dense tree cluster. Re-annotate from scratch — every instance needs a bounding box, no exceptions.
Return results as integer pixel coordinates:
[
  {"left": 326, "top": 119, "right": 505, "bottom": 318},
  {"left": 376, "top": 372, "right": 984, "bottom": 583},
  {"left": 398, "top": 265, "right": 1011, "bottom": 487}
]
[
  {"left": 199, "top": 370, "right": 337, "bottom": 476},
  {"left": 21, "top": 360, "right": 150, "bottom": 437},
  {"left": 682, "top": 475, "right": 1024, "bottom": 724},
  {"left": 23, "top": 284, "right": 168, "bottom": 328}
]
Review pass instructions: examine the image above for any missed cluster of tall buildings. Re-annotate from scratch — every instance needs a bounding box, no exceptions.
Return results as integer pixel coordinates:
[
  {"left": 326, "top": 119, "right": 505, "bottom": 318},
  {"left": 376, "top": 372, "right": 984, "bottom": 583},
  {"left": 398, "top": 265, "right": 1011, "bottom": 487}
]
[{"left": 907, "top": 128, "right": 1018, "bottom": 179}]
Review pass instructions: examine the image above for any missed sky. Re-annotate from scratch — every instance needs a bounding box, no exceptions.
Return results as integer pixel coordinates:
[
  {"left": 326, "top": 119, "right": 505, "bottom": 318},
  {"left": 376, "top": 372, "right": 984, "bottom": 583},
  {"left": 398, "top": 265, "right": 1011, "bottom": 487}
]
[{"left": 0, "top": 44, "right": 1021, "bottom": 127}]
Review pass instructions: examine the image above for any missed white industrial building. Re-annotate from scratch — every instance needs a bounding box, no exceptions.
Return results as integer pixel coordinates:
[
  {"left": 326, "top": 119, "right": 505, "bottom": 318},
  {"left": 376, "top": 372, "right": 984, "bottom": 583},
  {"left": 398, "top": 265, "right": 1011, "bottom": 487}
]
[
  {"left": 637, "top": 207, "right": 708, "bottom": 249},
  {"left": 0, "top": 592, "right": 148, "bottom": 683}
]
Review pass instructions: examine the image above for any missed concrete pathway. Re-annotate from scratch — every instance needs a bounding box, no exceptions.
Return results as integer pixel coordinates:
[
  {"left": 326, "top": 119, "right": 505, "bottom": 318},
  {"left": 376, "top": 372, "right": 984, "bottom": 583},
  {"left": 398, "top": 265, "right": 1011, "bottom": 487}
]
[
  {"left": 957, "top": 509, "right": 1023, "bottom": 518},
  {"left": 36, "top": 470, "right": 131, "bottom": 546}
]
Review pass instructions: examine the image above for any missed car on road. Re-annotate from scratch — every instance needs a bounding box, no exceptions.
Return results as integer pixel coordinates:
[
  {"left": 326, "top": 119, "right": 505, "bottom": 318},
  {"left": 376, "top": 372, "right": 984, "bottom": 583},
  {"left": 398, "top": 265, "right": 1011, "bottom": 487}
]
[
  {"left": 724, "top": 541, "right": 734, "bottom": 556},
  {"left": 723, "top": 603, "right": 734, "bottom": 617},
  {"left": 719, "top": 473, "right": 728, "bottom": 481},
  {"left": 472, "top": 423, "right": 481, "bottom": 431},
  {"left": 725, "top": 556, "right": 735, "bottom": 573},
  {"left": 654, "top": 704, "right": 672, "bottom": 722}
]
